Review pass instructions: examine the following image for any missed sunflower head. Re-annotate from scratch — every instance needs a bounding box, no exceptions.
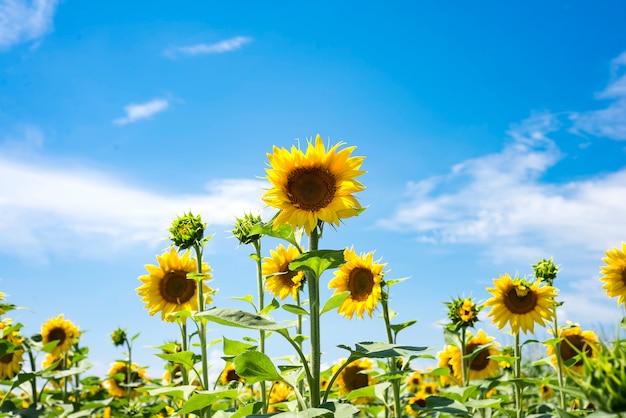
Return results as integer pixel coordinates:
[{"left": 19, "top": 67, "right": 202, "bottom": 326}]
[
  {"left": 539, "top": 383, "right": 554, "bottom": 400},
  {"left": 267, "top": 381, "right": 293, "bottom": 412},
  {"left": 168, "top": 212, "right": 206, "bottom": 250},
  {"left": 110, "top": 328, "right": 127, "bottom": 347},
  {"left": 532, "top": 258, "right": 559, "bottom": 286},
  {"left": 462, "top": 329, "right": 501, "bottom": 381},
  {"left": 328, "top": 247, "right": 385, "bottom": 320},
  {"left": 136, "top": 247, "right": 213, "bottom": 322},
  {"left": 0, "top": 319, "right": 24, "bottom": 381},
  {"left": 437, "top": 345, "right": 461, "bottom": 387},
  {"left": 600, "top": 242, "right": 626, "bottom": 307},
  {"left": 232, "top": 212, "right": 263, "bottom": 245},
  {"left": 220, "top": 363, "right": 244, "bottom": 386},
  {"left": 446, "top": 297, "right": 481, "bottom": 331},
  {"left": 262, "top": 244, "right": 305, "bottom": 301},
  {"left": 547, "top": 323, "right": 599, "bottom": 374},
  {"left": 406, "top": 370, "right": 424, "bottom": 393},
  {"left": 41, "top": 315, "right": 80, "bottom": 356},
  {"left": 262, "top": 134, "right": 366, "bottom": 234},
  {"left": 485, "top": 273, "right": 557, "bottom": 335},
  {"left": 106, "top": 361, "right": 148, "bottom": 399},
  {"left": 332, "top": 358, "right": 376, "bottom": 403}
]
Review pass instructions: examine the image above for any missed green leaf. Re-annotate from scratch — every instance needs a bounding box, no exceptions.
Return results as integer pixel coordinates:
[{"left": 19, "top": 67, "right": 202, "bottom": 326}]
[
  {"left": 385, "top": 277, "right": 410, "bottom": 287},
  {"left": 155, "top": 350, "right": 196, "bottom": 370},
  {"left": 42, "top": 362, "right": 93, "bottom": 379},
  {"left": 259, "top": 298, "right": 280, "bottom": 315},
  {"left": 230, "top": 295, "right": 256, "bottom": 310},
  {"left": 289, "top": 249, "right": 345, "bottom": 278},
  {"left": 234, "top": 351, "right": 283, "bottom": 384},
  {"left": 282, "top": 304, "right": 309, "bottom": 316},
  {"left": 389, "top": 320, "right": 417, "bottom": 335},
  {"left": 146, "top": 385, "right": 196, "bottom": 400},
  {"left": 443, "top": 327, "right": 461, "bottom": 348},
  {"left": 196, "top": 307, "right": 291, "bottom": 331},
  {"left": 413, "top": 396, "right": 471, "bottom": 416},
  {"left": 223, "top": 337, "right": 257, "bottom": 356},
  {"left": 347, "top": 342, "right": 429, "bottom": 358},
  {"left": 464, "top": 398, "right": 502, "bottom": 409},
  {"left": 178, "top": 390, "right": 238, "bottom": 415},
  {"left": 231, "top": 402, "right": 263, "bottom": 418},
  {"left": 317, "top": 401, "right": 360, "bottom": 417},
  {"left": 320, "top": 291, "right": 349, "bottom": 315},
  {"left": 250, "top": 223, "right": 301, "bottom": 248},
  {"left": 346, "top": 382, "right": 391, "bottom": 403}
]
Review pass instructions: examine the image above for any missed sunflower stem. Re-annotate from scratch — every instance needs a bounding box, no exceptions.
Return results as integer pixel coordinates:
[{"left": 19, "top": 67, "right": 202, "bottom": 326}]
[
  {"left": 381, "top": 288, "right": 402, "bottom": 418},
  {"left": 514, "top": 332, "right": 523, "bottom": 418},
  {"left": 26, "top": 343, "right": 38, "bottom": 408},
  {"left": 193, "top": 243, "right": 210, "bottom": 417},
  {"left": 306, "top": 226, "right": 321, "bottom": 407},
  {"left": 296, "top": 290, "right": 305, "bottom": 407},
  {"left": 460, "top": 327, "right": 468, "bottom": 387},
  {"left": 252, "top": 239, "right": 268, "bottom": 414}
]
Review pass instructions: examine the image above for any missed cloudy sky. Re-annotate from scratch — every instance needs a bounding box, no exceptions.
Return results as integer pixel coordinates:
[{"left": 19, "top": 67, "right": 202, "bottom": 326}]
[{"left": 1, "top": 0, "right": 626, "bottom": 379}]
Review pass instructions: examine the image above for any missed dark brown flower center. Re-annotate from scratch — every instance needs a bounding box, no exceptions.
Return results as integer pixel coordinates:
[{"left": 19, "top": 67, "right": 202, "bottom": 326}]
[
  {"left": 504, "top": 285, "right": 538, "bottom": 314},
  {"left": 48, "top": 327, "right": 67, "bottom": 344},
  {"left": 560, "top": 334, "right": 592, "bottom": 366},
  {"left": 277, "top": 263, "right": 299, "bottom": 288},
  {"left": 160, "top": 270, "right": 196, "bottom": 304},
  {"left": 343, "top": 365, "right": 369, "bottom": 391},
  {"left": 287, "top": 167, "right": 336, "bottom": 211},
  {"left": 225, "top": 368, "right": 241, "bottom": 383},
  {"left": 0, "top": 352, "right": 14, "bottom": 364},
  {"left": 465, "top": 343, "right": 490, "bottom": 371},
  {"left": 348, "top": 268, "right": 374, "bottom": 301}
]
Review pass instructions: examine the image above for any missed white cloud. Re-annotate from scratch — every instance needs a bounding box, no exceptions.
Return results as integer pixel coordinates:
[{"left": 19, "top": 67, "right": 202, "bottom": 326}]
[
  {"left": 0, "top": 0, "right": 58, "bottom": 49},
  {"left": 113, "top": 99, "right": 169, "bottom": 125},
  {"left": 163, "top": 36, "right": 252, "bottom": 59},
  {"left": 0, "top": 155, "right": 267, "bottom": 259}
]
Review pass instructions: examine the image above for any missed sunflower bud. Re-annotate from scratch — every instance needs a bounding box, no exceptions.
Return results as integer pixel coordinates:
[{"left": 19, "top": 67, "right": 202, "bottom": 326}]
[
  {"left": 232, "top": 212, "right": 263, "bottom": 245},
  {"left": 532, "top": 258, "right": 559, "bottom": 286},
  {"left": 169, "top": 212, "right": 206, "bottom": 250},
  {"left": 445, "top": 297, "right": 481, "bottom": 331},
  {"left": 110, "top": 328, "right": 127, "bottom": 347}
]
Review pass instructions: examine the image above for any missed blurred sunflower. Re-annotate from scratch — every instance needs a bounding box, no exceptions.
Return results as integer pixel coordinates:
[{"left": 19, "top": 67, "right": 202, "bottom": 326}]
[
  {"left": 136, "top": 247, "right": 212, "bottom": 322},
  {"left": 328, "top": 247, "right": 385, "bottom": 319},
  {"left": 268, "top": 381, "right": 293, "bottom": 412},
  {"left": 539, "top": 383, "right": 554, "bottom": 400},
  {"left": 600, "top": 242, "right": 626, "bottom": 307},
  {"left": 262, "top": 134, "right": 365, "bottom": 234},
  {"left": 406, "top": 370, "right": 424, "bottom": 393},
  {"left": 449, "top": 329, "right": 500, "bottom": 381},
  {"left": 106, "top": 361, "right": 147, "bottom": 398},
  {"left": 0, "top": 319, "right": 24, "bottom": 381},
  {"left": 262, "top": 244, "right": 305, "bottom": 301},
  {"left": 41, "top": 315, "right": 79, "bottom": 356},
  {"left": 485, "top": 274, "right": 556, "bottom": 334},
  {"left": 547, "top": 324, "right": 599, "bottom": 374},
  {"left": 333, "top": 358, "right": 376, "bottom": 404},
  {"left": 406, "top": 392, "right": 428, "bottom": 416},
  {"left": 219, "top": 363, "right": 244, "bottom": 386},
  {"left": 437, "top": 345, "right": 461, "bottom": 387}
]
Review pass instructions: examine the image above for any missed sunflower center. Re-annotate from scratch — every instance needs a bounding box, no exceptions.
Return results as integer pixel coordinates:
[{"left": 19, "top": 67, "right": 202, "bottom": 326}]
[
  {"left": 504, "top": 285, "right": 538, "bottom": 314},
  {"left": 560, "top": 334, "right": 592, "bottom": 366},
  {"left": 160, "top": 270, "right": 196, "bottom": 304},
  {"left": 343, "top": 365, "right": 369, "bottom": 391},
  {"left": 278, "top": 264, "right": 299, "bottom": 288},
  {"left": 225, "top": 368, "right": 241, "bottom": 383},
  {"left": 348, "top": 268, "right": 375, "bottom": 301},
  {"left": 48, "top": 327, "right": 67, "bottom": 344},
  {"left": 0, "top": 352, "right": 13, "bottom": 364},
  {"left": 465, "top": 343, "right": 490, "bottom": 371},
  {"left": 286, "top": 167, "right": 336, "bottom": 211}
]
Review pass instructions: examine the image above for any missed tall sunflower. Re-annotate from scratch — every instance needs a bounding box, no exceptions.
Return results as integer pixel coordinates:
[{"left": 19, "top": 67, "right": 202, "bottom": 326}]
[
  {"left": 136, "top": 247, "right": 212, "bottom": 322},
  {"left": 262, "top": 244, "right": 305, "bottom": 301},
  {"left": 106, "top": 361, "right": 147, "bottom": 398},
  {"left": 0, "top": 319, "right": 24, "bottom": 381},
  {"left": 449, "top": 329, "right": 501, "bottom": 381},
  {"left": 437, "top": 345, "right": 461, "bottom": 387},
  {"left": 219, "top": 363, "right": 244, "bottom": 386},
  {"left": 332, "top": 358, "right": 376, "bottom": 404},
  {"left": 547, "top": 324, "right": 599, "bottom": 374},
  {"left": 328, "top": 247, "right": 385, "bottom": 319},
  {"left": 268, "top": 382, "right": 293, "bottom": 413},
  {"left": 262, "top": 134, "right": 365, "bottom": 234},
  {"left": 484, "top": 274, "right": 557, "bottom": 334},
  {"left": 41, "top": 315, "right": 79, "bottom": 356},
  {"left": 600, "top": 242, "right": 626, "bottom": 307}
]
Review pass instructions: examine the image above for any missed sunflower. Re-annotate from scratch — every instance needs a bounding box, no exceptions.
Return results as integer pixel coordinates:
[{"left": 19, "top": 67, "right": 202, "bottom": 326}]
[
  {"left": 449, "top": 329, "right": 501, "bottom": 381},
  {"left": 106, "top": 361, "right": 148, "bottom": 398},
  {"left": 41, "top": 315, "right": 79, "bottom": 356},
  {"left": 539, "top": 383, "right": 554, "bottom": 400},
  {"left": 136, "top": 247, "right": 212, "bottom": 322},
  {"left": 262, "top": 134, "right": 365, "bottom": 234},
  {"left": 328, "top": 247, "right": 385, "bottom": 319},
  {"left": 219, "top": 363, "right": 244, "bottom": 386},
  {"left": 406, "top": 393, "right": 428, "bottom": 416},
  {"left": 262, "top": 244, "right": 305, "bottom": 301},
  {"left": 437, "top": 345, "right": 461, "bottom": 387},
  {"left": 600, "top": 242, "right": 626, "bottom": 307},
  {"left": 547, "top": 324, "right": 599, "bottom": 374},
  {"left": 406, "top": 370, "right": 424, "bottom": 393},
  {"left": 0, "top": 320, "right": 24, "bottom": 381},
  {"left": 332, "top": 358, "right": 376, "bottom": 404},
  {"left": 484, "top": 274, "right": 557, "bottom": 335},
  {"left": 268, "top": 381, "right": 293, "bottom": 412}
]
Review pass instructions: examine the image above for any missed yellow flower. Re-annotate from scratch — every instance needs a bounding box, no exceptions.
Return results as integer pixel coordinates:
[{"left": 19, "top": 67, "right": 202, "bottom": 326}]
[
  {"left": 328, "top": 247, "right": 385, "bottom": 319},
  {"left": 219, "top": 363, "right": 244, "bottom": 386},
  {"left": 547, "top": 324, "right": 599, "bottom": 374},
  {"left": 406, "top": 370, "right": 424, "bottom": 393},
  {"left": 449, "top": 329, "right": 501, "bottom": 381},
  {"left": 262, "top": 244, "right": 305, "bottom": 301},
  {"left": 106, "top": 361, "right": 147, "bottom": 398},
  {"left": 600, "top": 242, "right": 626, "bottom": 307},
  {"left": 332, "top": 358, "right": 376, "bottom": 404},
  {"left": 437, "top": 345, "right": 461, "bottom": 387},
  {"left": 539, "top": 383, "right": 554, "bottom": 400},
  {"left": 262, "top": 134, "right": 365, "bottom": 234},
  {"left": 41, "top": 315, "right": 79, "bottom": 356},
  {"left": 0, "top": 319, "right": 24, "bottom": 381},
  {"left": 136, "top": 247, "right": 212, "bottom": 322},
  {"left": 268, "top": 381, "right": 293, "bottom": 412},
  {"left": 406, "top": 392, "right": 428, "bottom": 416},
  {"left": 485, "top": 274, "right": 557, "bottom": 334}
]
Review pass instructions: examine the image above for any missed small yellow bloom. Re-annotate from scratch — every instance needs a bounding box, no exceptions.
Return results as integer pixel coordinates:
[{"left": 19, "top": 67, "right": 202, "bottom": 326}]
[
  {"left": 41, "top": 315, "right": 79, "bottom": 356},
  {"left": 262, "top": 244, "right": 305, "bottom": 301},
  {"left": 600, "top": 242, "right": 626, "bottom": 307}
]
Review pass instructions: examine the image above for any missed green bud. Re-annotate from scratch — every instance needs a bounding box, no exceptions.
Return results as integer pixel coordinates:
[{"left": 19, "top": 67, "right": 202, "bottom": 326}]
[
  {"left": 532, "top": 258, "right": 559, "bottom": 285},
  {"left": 232, "top": 212, "right": 263, "bottom": 245},
  {"left": 110, "top": 328, "right": 127, "bottom": 347},
  {"left": 169, "top": 212, "right": 206, "bottom": 250},
  {"left": 445, "top": 296, "right": 481, "bottom": 331}
]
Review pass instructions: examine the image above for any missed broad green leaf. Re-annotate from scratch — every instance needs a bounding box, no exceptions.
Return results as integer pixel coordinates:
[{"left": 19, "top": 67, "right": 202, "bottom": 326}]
[
  {"left": 413, "top": 395, "right": 471, "bottom": 416},
  {"left": 270, "top": 408, "right": 335, "bottom": 417},
  {"left": 259, "top": 298, "right": 280, "bottom": 315},
  {"left": 234, "top": 351, "right": 282, "bottom": 384},
  {"left": 42, "top": 362, "right": 93, "bottom": 379},
  {"left": 346, "top": 382, "right": 391, "bottom": 403},
  {"left": 464, "top": 398, "right": 502, "bottom": 409},
  {"left": 231, "top": 402, "right": 263, "bottom": 418},
  {"left": 320, "top": 291, "right": 349, "bottom": 315},
  {"left": 250, "top": 223, "right": 301, "bottom": 248},
  {"left": 146, "top": 385, "right": 196, "bottom": 400},
  {"left": 282, "top": 304, "right": 309, "bottom": 316},
  {"left": 230, "top": 295, "right": 256, "bottom": 310},
  {"left": 350, "top": 342, "right": 429, "bottom": 358},
  {"left": 389, "top": 319, "right": 417, "bottom": 335},
  {"left": 155, "top": 350, "right": 196, "bottom": 370},
  {"left": 318, "top": 401, "right": 360, "bottom": 417},
  {"left": 443, "top": 327, "right": 461, "bottom": 348},
  {"left": 196, "top": 307, "right": 290, "bottom": 331},
  {"left": 223, "top": 337, "right": 257, "bottom": 356},
  {"left": 289, "top": 249, "right": 345, "bottom": 278},
  {"left": 178, "top": 390, "right": 238, "bottom": 415}
]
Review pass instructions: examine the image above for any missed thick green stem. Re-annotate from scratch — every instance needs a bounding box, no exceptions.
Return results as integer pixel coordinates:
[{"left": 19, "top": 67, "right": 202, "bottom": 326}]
[
  {"left": 193, "top": 244, "right": 210, "bottom": 417},
  {"left": 514, "top": 332, "right": 523, "bottom": 418},
  {"left": 552, "top": 315, "right": 567, "bottom": 410},
  {"left": 381, "top": 290, "right": 401, "bottom": 418},
  {"left": 306, "top": 227, "right": 321, "bottom": 407},
  {"left": 460, "top": 327, "right": 468, "bottom": 387},
  {"left": 253, "top": 240, "right": 268, "bottom": 414},
  {"left": 125, "top": 339, "right": 132, "bottom": 400},
  {"left": 26, "top": 345, "right": 38, "bottom": 408},
  {"left": 296, "top": 291, "right": 305, "bottom": 406}
]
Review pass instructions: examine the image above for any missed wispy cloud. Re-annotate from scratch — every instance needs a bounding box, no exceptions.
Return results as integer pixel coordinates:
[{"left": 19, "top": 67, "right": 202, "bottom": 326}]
[
  {"left": 0, "top": 0, "right": 58, "bottom": 49},
  {"left": 163, "top": 36, "right": 252, "bottom": 59},
  {"left": 113, "top": 99, "right": 169, "bottom": 126}
]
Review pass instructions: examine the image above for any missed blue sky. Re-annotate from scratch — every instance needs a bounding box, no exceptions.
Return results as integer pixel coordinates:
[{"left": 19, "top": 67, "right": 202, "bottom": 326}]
[{"left": 2, "top": 0, "right": 626, "bottom": 380}]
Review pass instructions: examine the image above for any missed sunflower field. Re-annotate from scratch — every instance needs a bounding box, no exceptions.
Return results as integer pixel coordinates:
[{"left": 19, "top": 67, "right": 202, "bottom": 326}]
[{"left": 1, "top": 135, "right": 626, "bottom": 417}]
